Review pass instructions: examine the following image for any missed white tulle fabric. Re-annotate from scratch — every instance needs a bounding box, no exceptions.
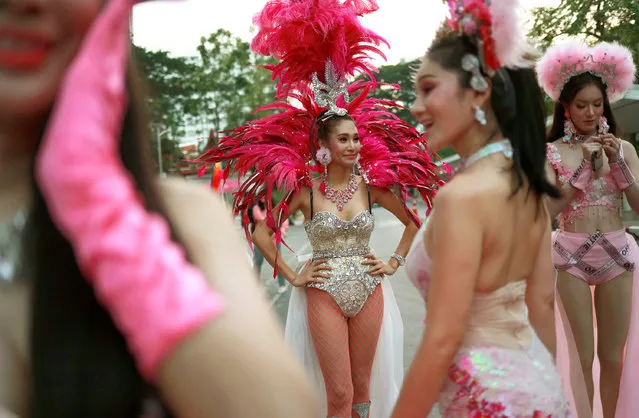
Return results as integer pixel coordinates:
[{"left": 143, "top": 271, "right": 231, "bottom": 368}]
[{"left": 285, "top": 253, "right": 404, "bottom": 418}]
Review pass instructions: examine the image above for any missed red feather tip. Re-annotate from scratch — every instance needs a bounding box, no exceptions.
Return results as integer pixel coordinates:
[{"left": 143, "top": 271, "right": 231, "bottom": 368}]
[{"left": 251, "top": 0, "right": 389, "bottom": 97}]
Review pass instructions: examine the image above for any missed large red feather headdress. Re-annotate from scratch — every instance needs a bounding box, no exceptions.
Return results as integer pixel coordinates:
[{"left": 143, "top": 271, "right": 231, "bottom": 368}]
[{"left": 194, "top": 0, "right": 447, "bottom": 250}]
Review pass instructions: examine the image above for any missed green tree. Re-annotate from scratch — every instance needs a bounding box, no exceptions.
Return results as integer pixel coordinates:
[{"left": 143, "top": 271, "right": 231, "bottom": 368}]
[
  {"left": 529, "top": 0, "right": 639, "bottom": 63},
  {"left": 367, "top": 59, "right": 420, "bottom": 127},
  {"left": 189, "top": 29, "right": 277, "bottom": 134},
  {"left": 367, "top": 59, "right": 457, "bottom": 159},
  {"left": 134, "top": 45, "right": 199, "bottom": 171}
]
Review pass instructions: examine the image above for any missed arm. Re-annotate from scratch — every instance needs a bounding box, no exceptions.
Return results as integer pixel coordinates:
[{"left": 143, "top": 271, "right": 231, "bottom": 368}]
[
  {"left": 615, "top": 141, "right": 639, "bottom": 214},
  {"left": 391, "top": 187, "right": 481, "bottom": 418},
  {"left": 525, "top": 206, "right": 557, "bottom": 359},
  {"left": 544, "top": 161, "right": 577, "bottom": 219},
  {"left": 370, "top": 187, "right": 419, "bottom": 271},
  {"left": 252, "top": 190, "right": 306, "bottom": 284},
  {"left": 158, "top": 181, "right": 318, "bottom": 417}
]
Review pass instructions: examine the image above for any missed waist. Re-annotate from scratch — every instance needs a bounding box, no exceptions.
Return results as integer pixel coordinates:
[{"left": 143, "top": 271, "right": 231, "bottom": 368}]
[
  {"left": 558, "top": 204, "right": 624, "bottom": 232},
  {"left": 312, "top": 246, "right": 370, "bottom": 260},
  {"left": 462, "top": 322, "right": 533, "bottom": 350}
]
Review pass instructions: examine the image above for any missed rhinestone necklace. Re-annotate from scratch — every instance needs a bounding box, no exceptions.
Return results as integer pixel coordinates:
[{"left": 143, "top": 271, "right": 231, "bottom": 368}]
[
  {"left": 457, "top": 139, "right": 513, "bottom": 173},
  {"left": 319, "top": 173, "right": 359, "bottom": 211}
]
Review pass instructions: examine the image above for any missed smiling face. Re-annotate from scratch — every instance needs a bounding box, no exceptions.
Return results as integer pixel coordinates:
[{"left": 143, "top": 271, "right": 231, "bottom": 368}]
[
  {"left": 319, "top": 118, "right": 361, "bottom": 168},
  {"left": 410, "top": 57, "right": 477, "bottom": 152},
  {"left": 564, "top": 83, "right": 605, "bottom": 135},
  {"left": 0, "top": 0, "right": 101, "bottom": 122}
]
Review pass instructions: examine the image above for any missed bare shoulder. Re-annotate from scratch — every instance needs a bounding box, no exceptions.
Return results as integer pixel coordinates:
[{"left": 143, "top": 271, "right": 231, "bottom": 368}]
[
  {"left": 622, "top": 140, "right": 637, "bottom": 156},
  {"left": 436, "top": 173, "right": 502, "bottom": 209}
]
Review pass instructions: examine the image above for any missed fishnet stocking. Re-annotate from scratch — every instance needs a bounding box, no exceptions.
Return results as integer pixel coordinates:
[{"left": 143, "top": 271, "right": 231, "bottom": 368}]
[
  {"left": 350, "top": 285, "right": 383, "bottom": 406},
  {"left": 306, "top": 285, "right": 383, "bottom": 418}
]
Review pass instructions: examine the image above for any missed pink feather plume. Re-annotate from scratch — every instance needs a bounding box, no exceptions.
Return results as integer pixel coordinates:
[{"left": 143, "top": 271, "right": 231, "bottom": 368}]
[
  {"left": 251, "top": 0, "right": 388, "bottom": 97},
  {"left": 489, "top": 0, "right": 537, "bottom": 69},
  {"left": 537, "top": 40, "right": 636, "bottom": 103}
]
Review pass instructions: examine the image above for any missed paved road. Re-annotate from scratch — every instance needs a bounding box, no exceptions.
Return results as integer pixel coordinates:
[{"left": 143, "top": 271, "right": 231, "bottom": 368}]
[{"left": 248, "top": 204, "right": 443, "bottom": 417}]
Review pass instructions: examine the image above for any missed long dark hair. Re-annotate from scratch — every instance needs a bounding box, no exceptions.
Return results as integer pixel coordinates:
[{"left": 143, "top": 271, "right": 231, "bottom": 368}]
[
  {"left": 27, "top": 57, "right": 173, "bottom": 417},
  {"left": 547, "top": 72, "right": 619, "bottom": 141},
  {"left": 427, "top": 34, "right": 560, "bottom": 199}
]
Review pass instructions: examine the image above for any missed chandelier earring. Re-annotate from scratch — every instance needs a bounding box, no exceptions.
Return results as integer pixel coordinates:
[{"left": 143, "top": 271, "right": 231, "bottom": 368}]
[
  {"left": 562, "top": 111, "right": 580, "bottom": 146},
  {"left": 316, "top": 147, "right": 332, "bottom": 167},
  {"left": 474, "top": 105, "right": 487, "bottom": 126}
]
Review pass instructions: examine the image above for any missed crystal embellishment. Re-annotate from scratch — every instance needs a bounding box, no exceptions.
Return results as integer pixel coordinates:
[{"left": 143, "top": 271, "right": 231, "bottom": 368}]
[{"left": 311, "top": 60, "right": 350, "bottom": 118}]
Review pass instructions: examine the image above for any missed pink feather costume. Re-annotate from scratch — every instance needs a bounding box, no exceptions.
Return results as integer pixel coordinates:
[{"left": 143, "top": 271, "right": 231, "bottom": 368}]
[
  {"left": 194, "top": 2, "right": 445, "bottom": 416},
  {"left": 537, "top": 41, "right": 638, "bottom": 418}
]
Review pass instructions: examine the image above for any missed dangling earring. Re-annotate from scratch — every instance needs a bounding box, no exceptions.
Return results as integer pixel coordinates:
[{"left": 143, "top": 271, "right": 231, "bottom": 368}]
[
  {"left": 598, "top": 116, "right": 610, "bottom": 134},
  {"left": 563, "top": 111, "right": 576, "bottom": 145},
  {"left": 315, "top": 147, "right": 331, "bottom": 166},
  {"left": 474, "top": 105, "right": 486, "bottom": 126}
]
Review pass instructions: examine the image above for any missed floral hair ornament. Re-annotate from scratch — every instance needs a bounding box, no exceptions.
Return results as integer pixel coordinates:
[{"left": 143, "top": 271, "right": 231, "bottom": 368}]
[
  {"left": 536, "top": 41, "right": 636, "bottom": 103},
  {"left": 445, "top": 0, "right": 537, "bottom": 90}
]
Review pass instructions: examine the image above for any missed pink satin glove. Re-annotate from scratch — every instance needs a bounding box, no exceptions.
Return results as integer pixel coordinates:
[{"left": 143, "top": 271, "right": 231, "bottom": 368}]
[
  {"left": 568, "top": 159, "right": 592, "bottom": 191},
  {"left": 35, "top": 0, "right": 224, "bottom": 380},
  {"left": 610, "top": 159, "right": 636, "bottom": 190}
]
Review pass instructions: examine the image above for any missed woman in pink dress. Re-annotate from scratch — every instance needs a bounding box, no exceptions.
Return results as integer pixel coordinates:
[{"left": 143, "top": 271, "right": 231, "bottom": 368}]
[
  {"left": 538, "top": 40, "right": 638, "bottom": 418},
  {"left": 392, "top": 0, "right": 571, "bottom": 416},
  {"left": 0, "top": 0, "right": 317, "bottom": 416}
]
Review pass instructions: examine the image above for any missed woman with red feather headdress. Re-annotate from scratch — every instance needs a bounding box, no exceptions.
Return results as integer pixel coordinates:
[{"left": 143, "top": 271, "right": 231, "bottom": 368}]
[{"left": 194, "top": 1, "right": 445, "bottom": 417}]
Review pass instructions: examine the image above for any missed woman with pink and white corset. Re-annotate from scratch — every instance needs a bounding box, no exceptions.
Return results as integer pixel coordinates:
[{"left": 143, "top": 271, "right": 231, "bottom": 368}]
[
  {"left": 391, "top": 0, "right": 571, "bottom": 416},
  {"left": 539, "top": 41, "right": 638, "bottom": 418}
]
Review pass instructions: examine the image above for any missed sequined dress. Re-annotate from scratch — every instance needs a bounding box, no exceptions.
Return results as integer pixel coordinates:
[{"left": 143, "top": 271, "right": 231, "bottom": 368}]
[
  {"left": 305, "top": 210, "right": 382, "bottom": 317},
  {"left": 406, "top": 222, "right": 571, "bottom": 417}
]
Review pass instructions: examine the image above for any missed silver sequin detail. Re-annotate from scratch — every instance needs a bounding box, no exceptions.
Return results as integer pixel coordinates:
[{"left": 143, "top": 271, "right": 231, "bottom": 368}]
[
  {"left": 352, "top": 402, "right": 371, "bottom": 418},
  {"left": 305, "top": 211, "right": 381, "bottom": 317},
  {"left": 311, "top": 60, "right": 350, "bottom": 118}
]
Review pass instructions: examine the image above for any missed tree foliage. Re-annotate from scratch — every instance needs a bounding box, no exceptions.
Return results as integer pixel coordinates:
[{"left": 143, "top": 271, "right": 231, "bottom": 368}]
[
  {"left": 529, "top": 0, "right": 639, "bottom": 63},
  {"left": 133, "top": 29, "right": 276, "bottom": 173},
  {"left": 367, "top": 59, "right": 456, "bottom": 159}
]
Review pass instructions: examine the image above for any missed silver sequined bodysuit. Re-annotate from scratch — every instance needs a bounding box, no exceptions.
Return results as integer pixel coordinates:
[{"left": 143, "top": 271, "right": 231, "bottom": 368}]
[{"left": 305, "top": 210, "right": 382, "bottom": 317}]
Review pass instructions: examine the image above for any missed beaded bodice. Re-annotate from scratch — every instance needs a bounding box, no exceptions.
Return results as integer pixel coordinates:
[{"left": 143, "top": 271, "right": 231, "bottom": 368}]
[
  {"left": 305, "top": 210, "right": 374, "bottom": 258},
  {"left": 546, "top": 142, "right": 623, "bottom": 229},
  {"left": 304, "top": 210, "right": 380, "bottom": 317}
]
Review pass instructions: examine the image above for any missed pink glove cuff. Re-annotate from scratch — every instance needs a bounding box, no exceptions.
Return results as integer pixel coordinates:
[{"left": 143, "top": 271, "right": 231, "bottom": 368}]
[
  {"left": 610, "top": 159, "right": 636, "bottom": 190},
  {"left": 568, "top": 159, "right": 592, "bottom": 191}
]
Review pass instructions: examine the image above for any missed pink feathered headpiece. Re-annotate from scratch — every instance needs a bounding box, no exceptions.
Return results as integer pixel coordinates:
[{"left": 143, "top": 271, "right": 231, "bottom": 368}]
[
  {"left": 537, "top": 41, "right": 636, "bottom": 103},
  {"left": 252, "top": 0, "right": 388, "bottom": 99},
  {"left": 446, "top": 0, "right": 537, "bottom": 73}
]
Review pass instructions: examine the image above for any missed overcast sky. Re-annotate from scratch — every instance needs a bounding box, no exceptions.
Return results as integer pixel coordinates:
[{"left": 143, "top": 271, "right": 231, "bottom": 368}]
[{"left": 132, "top": 0, "right": 561, "bottom": 65}]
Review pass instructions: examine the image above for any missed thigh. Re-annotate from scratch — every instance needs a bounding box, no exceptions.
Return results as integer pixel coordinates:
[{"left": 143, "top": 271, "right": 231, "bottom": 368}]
[
  {"left": 557, "top": 271, "right": 595, "bottom": 359},
  {"left": 595, "top": 272, "right": 633, "bottom": 357},
  {"left": 306, "top": 288, "right": 350, "bottom": 377},
  {"left": 348, "top": 286, "right": 383, "bottom": 371}
]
